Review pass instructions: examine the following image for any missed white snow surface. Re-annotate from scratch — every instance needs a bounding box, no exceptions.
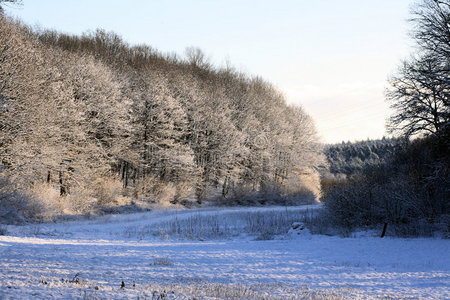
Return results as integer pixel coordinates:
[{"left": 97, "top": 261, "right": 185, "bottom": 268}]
[{"left": 0, "top": 205, "right": 449, "bottom": 299}]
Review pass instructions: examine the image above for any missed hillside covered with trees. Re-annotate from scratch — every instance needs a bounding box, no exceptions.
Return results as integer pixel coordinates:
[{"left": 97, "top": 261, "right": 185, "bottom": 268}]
[
  {"left": 323, "top": 138, "right": 402, "bottom": 176},
  {"left": 0, "top": 12, "right": 324, "bottom": 221}
]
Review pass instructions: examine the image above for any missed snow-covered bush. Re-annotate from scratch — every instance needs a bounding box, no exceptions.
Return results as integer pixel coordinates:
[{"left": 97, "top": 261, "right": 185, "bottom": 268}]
[
  {"left": 135, "top": 177, "right": 177, "bottom": 206},
  {"left": 64, "top": 186, "right": 97, "bottom": 215},
  {"left": 0, "top": 180, "right": 44, "bottom": 223},
  {"left": 29, "top": 182, "right": 64, "bottom": 219},
  {"left": 91, "top": 177, "right": 123, "bottom": 207}
]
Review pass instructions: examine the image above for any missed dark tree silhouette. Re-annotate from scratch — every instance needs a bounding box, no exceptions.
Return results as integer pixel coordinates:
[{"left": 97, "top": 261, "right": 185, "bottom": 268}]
[{"left": 387, "top": 0, "right": 450, "bottom": 139}]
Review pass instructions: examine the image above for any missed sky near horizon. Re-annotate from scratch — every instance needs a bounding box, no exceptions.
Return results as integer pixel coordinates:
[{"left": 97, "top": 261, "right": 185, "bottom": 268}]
[{"left": 4, "top": 0, "right": 414, "bottom": 143}]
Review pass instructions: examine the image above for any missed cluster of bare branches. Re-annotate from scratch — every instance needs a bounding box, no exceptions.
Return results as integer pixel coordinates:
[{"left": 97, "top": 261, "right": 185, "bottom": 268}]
[{"left": 387, "top": 0, "right": 450, "bottom": 141}]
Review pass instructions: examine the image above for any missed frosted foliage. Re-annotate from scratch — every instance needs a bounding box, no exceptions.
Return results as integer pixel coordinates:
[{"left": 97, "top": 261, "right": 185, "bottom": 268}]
[{"left": 0, "top": 15, "right": 324, "bottom": 214}]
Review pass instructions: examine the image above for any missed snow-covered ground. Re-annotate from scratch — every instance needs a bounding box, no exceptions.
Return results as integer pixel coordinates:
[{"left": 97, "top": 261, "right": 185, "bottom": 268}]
[{"left": 0, "top": 205, "right": 449, "bottom": 299}]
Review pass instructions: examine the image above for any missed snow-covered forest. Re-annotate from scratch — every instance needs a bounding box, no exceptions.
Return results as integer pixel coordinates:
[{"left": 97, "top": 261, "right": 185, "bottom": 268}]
[
  {"left": 323, "top": 138, "right": 402, "bottom": 175},
  {"left": 0, "top": 13, "right": 325, "bottom": 220}
]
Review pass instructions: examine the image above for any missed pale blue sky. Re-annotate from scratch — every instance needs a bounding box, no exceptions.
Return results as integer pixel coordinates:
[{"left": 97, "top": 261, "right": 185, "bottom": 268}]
[{"left": 4, "top": 0, "right": 414, "bottom": 143}]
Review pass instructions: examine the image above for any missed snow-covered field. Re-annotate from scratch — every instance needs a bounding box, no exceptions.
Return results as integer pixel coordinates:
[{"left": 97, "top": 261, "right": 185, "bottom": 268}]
[{"left": 0, "top": 205, "right": 449, "bottom": 299}]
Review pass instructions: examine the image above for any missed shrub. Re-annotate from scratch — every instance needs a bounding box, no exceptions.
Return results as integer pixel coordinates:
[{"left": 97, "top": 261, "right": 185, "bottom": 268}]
[
  {"left": 135, "top": 177, "right": 177, "bottom": 206},
  {"left": 64, "top": 185, "right": 97, "bottom": 215},
  {"left": 320, "top": 173, "right": 347, "bottom": 198},
  {"left": 30, "top": 182, "right": 63, "bottom": 219},
  {"left": 91, "top": 177, "right": 123, "bottom": 207},
  {"left": 0, "top": 179, "right": 45, "bottom": 223},
  {"left": 151, "top": 256, "right": 174, "bottom": 266},
  {"left": 0, "top": 224, "right": 7, "bottom": 235}
]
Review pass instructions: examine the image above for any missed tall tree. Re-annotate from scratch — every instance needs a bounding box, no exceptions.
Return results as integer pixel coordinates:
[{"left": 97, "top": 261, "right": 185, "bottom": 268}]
[
  {"left": 387, "top": 0, "right": 450, "bottom": 139},
  {"left": 0, "top": 15, "right": 62, "bottom": 186},
  {"left": 387, "top": 54, "right": 449, "bottom": 138}
]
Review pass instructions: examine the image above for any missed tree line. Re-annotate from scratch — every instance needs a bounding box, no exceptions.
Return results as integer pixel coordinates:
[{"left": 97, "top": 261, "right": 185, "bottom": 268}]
[
  {"left": 0, "top": 13, "right": 324, "bottom": 219},
  {"left": 323, "top": 138, "right": 403, "bottom": 176}
]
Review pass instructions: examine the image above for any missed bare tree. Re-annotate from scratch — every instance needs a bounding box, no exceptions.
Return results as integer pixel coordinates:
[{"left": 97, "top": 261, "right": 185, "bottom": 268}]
[
  {"left": 411, "top": 0, "right": 450, "bottom": 59},
  {"left": 387, "top": 54, "right": 449, "bottom": 138},
  {"left": 387, "top": 0, "right": 450, "bottom": 139},
  {"left": 185, "top": 47, "right": 211, "bottom": 70}
]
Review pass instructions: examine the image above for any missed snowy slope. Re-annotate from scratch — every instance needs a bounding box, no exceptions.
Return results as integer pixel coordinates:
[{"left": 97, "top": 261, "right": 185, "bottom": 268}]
[{"left": 0, "top": 205, "right": 449, "bottom": 299}]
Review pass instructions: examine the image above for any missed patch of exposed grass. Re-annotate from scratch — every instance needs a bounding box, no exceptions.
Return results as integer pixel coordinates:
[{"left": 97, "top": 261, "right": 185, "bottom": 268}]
[{"left": 151, "top": 256, "right": 174, "bottom": 267}]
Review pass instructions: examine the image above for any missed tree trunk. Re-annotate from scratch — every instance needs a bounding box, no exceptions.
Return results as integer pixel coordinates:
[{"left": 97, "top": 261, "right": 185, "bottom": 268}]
[
  {"left": 59, "top": 171, "right": 66, "bottom": 196},
  {"left": 380, "top": 222, "right": 388, "bottom": 238}
]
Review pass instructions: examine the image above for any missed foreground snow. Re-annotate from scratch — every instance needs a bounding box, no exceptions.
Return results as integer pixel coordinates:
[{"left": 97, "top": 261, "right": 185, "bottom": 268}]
[{"left": 0, "top": 205, "right": 449, "bottom": 299}]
